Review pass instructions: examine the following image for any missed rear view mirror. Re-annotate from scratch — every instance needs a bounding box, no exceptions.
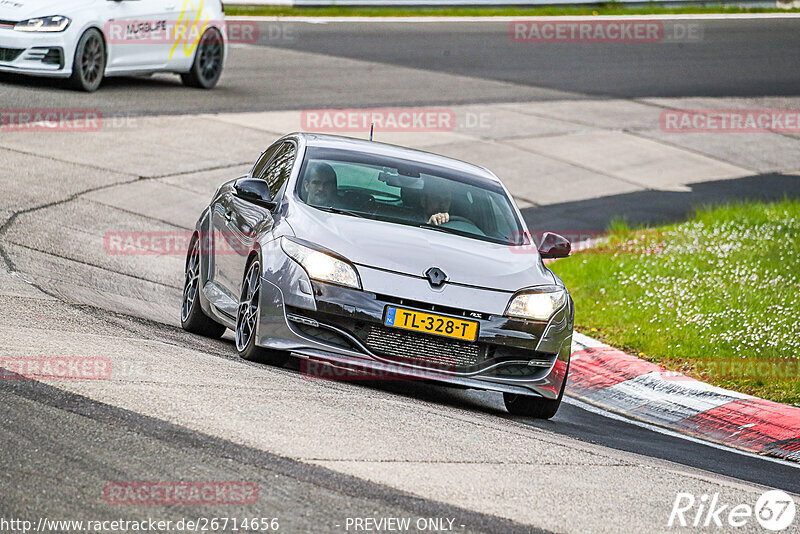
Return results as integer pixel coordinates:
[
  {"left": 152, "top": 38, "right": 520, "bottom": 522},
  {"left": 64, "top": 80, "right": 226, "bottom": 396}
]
[
  {"left": 234, "top": 178, "right": 277, "bottom": 210},
  {"left": 378, "top": 171, "right": 423, "bottom": 189},
  {"left": 538, "top": 232, "right": 571, "bottom": 259}
]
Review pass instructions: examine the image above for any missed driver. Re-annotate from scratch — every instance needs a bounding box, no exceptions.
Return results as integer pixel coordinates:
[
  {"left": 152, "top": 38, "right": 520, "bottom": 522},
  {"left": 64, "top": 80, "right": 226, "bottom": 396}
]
[
  {"left": 303, "top": 162, "right": 338, "bottom": 207},
  {"left": 420, "top": 180, "right": 453, "bottom": 226}
]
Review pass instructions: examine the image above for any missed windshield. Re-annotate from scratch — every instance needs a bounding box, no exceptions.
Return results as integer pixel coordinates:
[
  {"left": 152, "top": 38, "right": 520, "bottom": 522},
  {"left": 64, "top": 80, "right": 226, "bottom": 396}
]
[{"left": 295, "top": 147, "right": 527, "bottom": 246}]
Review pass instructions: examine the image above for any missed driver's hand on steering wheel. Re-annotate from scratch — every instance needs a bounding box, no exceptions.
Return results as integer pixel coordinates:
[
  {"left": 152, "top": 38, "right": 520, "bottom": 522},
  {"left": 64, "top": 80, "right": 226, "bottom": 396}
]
[{"left": 427, "top": 212, "right": 450, "bottom": 226}]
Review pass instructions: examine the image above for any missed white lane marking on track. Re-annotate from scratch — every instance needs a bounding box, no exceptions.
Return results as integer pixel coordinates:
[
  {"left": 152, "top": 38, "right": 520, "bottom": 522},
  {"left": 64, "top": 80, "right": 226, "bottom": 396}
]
[
  {"left": 563, "top": 395, "right": 800, "bottom": 471},
  {"left": 226, "top": 14, "right": 800, "bottom": 23}
]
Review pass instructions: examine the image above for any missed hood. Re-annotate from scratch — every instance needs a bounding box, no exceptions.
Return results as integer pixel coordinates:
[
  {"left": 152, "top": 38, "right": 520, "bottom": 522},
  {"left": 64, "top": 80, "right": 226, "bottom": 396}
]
[
  {"left": 289, "top": 203, "right": 554, "bottom": 293},
  {"left": 0, "top": 0, "right": 95, "bottom": 21}
]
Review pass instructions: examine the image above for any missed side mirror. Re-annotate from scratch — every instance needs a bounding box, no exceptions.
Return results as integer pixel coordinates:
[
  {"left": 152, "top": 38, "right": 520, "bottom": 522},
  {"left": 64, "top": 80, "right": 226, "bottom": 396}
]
[
  {"left": 233, "top": 178, "right": 277, "bottom": 210},
  {"left": 538, "top": 232, "right": 571, "bottom": 259}
]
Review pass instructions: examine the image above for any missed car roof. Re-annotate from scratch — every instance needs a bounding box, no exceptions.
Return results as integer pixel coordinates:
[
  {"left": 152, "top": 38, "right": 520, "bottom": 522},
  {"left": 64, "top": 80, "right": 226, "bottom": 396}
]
[{"left": 293, "top": 132, "right": 500, "bottom": 184}]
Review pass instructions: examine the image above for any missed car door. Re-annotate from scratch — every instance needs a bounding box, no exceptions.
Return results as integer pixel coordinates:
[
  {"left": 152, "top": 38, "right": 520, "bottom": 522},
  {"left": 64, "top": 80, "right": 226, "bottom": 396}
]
[
  {"left": 211, "top": 141, "right": 296, "bottom": 313},
  {"left": 105, "top": 0, "right": 176, "bottom": 71},
  {"left": 165, "top": 0, "right": 213, "bottom": 71}
]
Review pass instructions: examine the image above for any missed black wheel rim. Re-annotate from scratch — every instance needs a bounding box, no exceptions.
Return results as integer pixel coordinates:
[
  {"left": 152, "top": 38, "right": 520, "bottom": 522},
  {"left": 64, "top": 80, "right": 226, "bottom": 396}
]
[
  {"left": 197, "top": 30, "right": 222, "bottom": 83},
  {"left": 235, "top": 261, "right": 260, "bottom": 351},
  {"left": 81, "top": 33, "right": 103, "bottom": 85},
  {"left": 181, "top": 241, "right": 200, "bottom": 323}
]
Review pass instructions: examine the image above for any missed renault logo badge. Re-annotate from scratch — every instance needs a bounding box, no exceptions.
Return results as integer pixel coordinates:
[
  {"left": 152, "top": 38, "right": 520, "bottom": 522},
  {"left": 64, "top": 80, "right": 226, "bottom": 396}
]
[{"left": 425, "top": 267, "right": 447, "bottom": 287}]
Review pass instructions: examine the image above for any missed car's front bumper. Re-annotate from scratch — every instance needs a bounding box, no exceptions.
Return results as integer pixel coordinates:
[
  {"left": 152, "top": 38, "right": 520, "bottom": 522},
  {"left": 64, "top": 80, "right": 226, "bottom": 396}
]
[
  {"left": 254, "top": 250, "right": 573, "bottom": 399},
  {"left": 0, "top": 27, "right": 71, "bottom": 76}
]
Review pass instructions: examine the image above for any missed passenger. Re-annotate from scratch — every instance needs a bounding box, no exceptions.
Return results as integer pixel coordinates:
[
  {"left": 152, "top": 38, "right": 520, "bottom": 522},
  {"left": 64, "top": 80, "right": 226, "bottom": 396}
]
[{"left": 303, "top": 162, "right": 339, "bottom": 207}]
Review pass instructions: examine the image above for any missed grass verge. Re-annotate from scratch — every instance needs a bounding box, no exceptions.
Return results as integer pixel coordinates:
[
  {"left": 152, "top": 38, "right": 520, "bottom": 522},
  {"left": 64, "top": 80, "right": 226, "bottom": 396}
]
[
  {"left": 550, "top": 199, "right": 800, "bottom": 406},
  {"left": 225, "top": 5, "right": 800, "bottom": 17}
]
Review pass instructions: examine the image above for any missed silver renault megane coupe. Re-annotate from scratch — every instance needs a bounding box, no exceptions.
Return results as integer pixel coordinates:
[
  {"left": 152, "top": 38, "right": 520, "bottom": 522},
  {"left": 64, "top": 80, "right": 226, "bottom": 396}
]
[{"left": 182, "top": 132, "right": 574, "bottom": 419}]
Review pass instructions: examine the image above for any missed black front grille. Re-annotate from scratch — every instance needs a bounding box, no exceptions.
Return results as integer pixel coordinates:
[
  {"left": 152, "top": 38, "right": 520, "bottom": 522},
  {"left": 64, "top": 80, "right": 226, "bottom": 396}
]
[
  {"left": 286, "top": 307, "right": 551, "bottom": 375},
  {"left": 0, "top": 47, "right": 23, "bottom": 62},
  {"left": 361, "top": 324, "right": 481, "bottom": 370}
]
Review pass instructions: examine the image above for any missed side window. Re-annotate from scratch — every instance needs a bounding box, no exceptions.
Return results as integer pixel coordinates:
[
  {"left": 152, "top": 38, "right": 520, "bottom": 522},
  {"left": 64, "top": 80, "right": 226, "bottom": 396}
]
[
  {"left": 259, "top": 142, "right": 296, "bottom": 198},
  {"left": 250, "top": 143, "right": 281, "bottom": 181}
]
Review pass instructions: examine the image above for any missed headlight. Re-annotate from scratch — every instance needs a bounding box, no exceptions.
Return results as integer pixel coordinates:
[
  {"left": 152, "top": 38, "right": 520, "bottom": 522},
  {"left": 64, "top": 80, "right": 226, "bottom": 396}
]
[
  {"left": 14, "top": 16, "right": 71, "bottom": 32},
  {"left": 281, "top": 237, "right": 361, "bottom": 289},
  {"left": 505, "top": 286, "right": 567, "bottom": 321}
]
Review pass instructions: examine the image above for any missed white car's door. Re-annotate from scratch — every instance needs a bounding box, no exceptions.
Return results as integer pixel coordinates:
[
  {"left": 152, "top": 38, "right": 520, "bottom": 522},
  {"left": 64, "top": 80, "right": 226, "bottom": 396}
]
[
  {"left": 165, "top": 0, "right": 216, "bottom": 71},
  {"left": 105, "top": 0, "right": 176, "bottom": 71}
]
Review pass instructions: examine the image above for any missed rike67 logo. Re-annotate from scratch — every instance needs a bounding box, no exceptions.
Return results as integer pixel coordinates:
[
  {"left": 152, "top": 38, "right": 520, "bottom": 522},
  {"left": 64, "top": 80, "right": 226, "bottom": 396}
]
[{"left": 668, "top": 490, "right": 796, "bottom": 531}]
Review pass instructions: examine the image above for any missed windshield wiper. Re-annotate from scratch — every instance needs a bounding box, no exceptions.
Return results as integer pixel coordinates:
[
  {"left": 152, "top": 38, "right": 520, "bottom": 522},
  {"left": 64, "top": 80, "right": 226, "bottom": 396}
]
[
  {"left": 418, "top": 223, "right": 463, "bottom": 236},
  {"left": 315, "top": 206, "right": 367, "bottom": 219}
]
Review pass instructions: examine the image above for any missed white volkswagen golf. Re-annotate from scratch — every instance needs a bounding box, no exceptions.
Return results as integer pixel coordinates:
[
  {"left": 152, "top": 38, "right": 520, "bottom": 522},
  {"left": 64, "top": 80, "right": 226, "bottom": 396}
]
[{"left": 0, "top": 0, "right": 226, "bottom": 91}]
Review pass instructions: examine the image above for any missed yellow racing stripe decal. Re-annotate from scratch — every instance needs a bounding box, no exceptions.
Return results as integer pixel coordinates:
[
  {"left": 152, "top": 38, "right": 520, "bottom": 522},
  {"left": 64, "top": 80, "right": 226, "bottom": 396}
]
[{"left": 170, "top": 0, "right": 210, "bottom": 61}]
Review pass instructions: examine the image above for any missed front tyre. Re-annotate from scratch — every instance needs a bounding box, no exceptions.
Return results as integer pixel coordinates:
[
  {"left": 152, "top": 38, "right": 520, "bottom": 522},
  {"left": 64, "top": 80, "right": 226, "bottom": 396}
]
[
  {"left": 503, "top": 365, "right": 569, "bottom": 420},
  {"left": 181, "top": 27, "right": 224, "bottom": 89},
  {"left": 69, "top": 28, "right": 105, "bottom": 92},
  {"left": 181, "top": 235, "right": 227, "bottom": 338},
  {"left": 235, "top": 257, "right": 288, "bottom": 365}
]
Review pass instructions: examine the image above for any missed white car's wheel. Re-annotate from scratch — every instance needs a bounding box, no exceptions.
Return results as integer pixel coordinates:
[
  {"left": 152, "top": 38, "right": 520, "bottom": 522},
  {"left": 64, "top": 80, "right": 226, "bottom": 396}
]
[
  {"left": 69, "top": 28, "right": 105, "bottom": 92},
  {"left": 181, "top": 27, "right": 224, "bottom": 89}
]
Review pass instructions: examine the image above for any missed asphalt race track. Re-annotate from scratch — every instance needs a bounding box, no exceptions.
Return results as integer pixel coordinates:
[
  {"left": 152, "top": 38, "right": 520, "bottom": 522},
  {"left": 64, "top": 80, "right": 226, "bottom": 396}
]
[
  {"left": 261, "top": 18, "right": 800, "bottom": 99},
  {"left": 2, "top": 16, "right": 800, "bottom": 534},
  {"left": 2, "top": 18, "right": 800, "bottom": 115}
]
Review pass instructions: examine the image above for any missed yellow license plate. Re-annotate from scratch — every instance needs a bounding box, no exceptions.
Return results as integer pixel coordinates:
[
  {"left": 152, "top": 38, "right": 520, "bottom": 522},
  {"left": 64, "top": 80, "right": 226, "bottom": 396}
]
[{"left": 383, "top": 306, "right": 479, "bottom": 342}]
